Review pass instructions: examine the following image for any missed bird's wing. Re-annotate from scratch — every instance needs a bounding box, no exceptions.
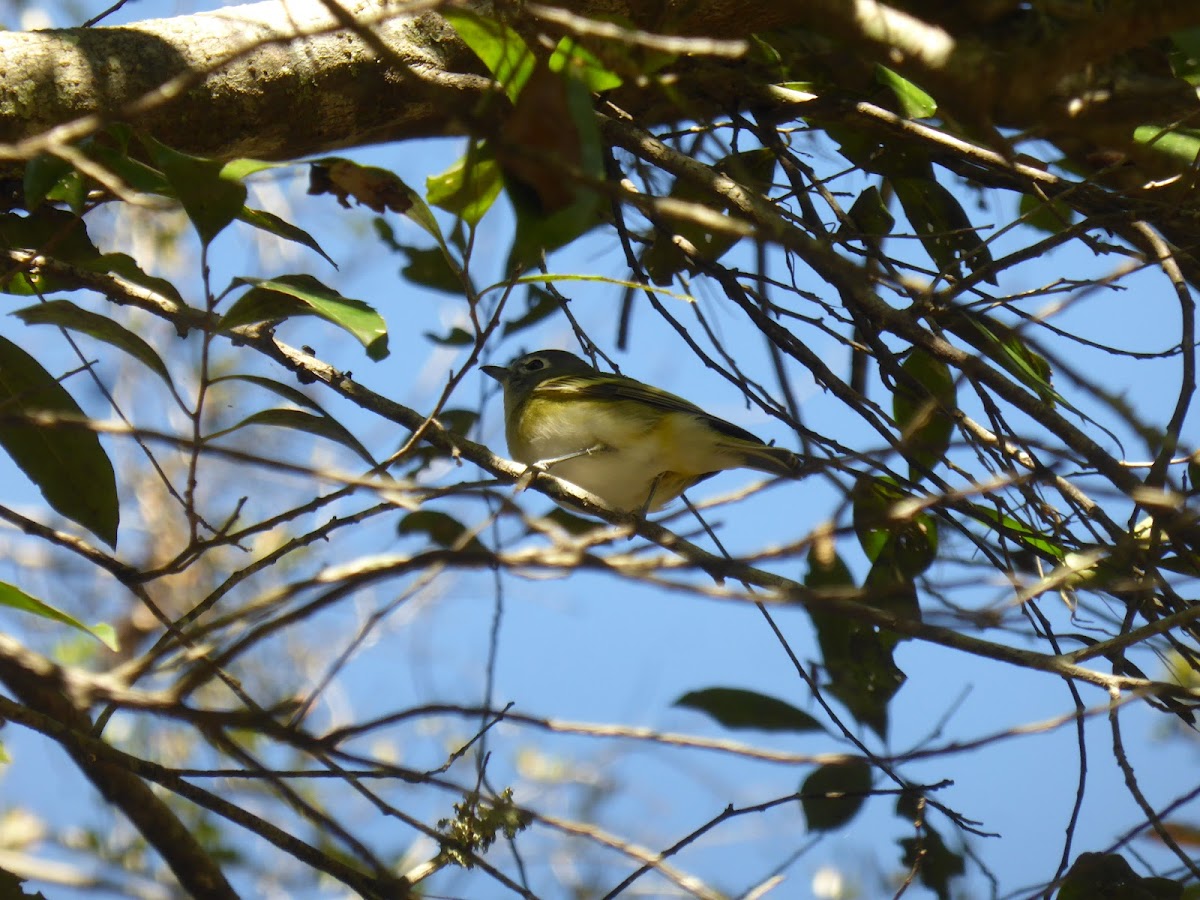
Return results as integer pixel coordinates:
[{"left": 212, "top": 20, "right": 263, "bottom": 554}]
[{"left": 534, "top": 374, "right": 766, "bottom": 446}]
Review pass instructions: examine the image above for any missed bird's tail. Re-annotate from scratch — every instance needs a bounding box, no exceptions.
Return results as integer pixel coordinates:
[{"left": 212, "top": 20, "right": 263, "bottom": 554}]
[{"left": 734, "top": 442, "right": 807, "bottom": 478}]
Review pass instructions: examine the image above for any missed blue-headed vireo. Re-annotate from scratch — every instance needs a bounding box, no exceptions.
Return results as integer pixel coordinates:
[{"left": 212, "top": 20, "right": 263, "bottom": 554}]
[{"left": 482, "top": 349, "right": 805, "bottom": 511}]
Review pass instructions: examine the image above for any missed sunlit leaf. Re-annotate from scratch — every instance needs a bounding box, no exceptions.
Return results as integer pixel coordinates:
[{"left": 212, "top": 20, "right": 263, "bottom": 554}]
[
  {"left": 875, "top": 65, "right": 937, "bottom": 118},
  {"left": 549, "top": 37, "right": 623, "bottom": 92},
  {"left": 426, "top": 141, "right": 504, "bottom": 227},
  {"left": 0, "top": 337, "right": 119, "bottom": 547},
  {"left": 1134, "top": 124, "right": 1200, "bottom": 166},
  {"left": 0, "top": 581, "right": 119, "bottom": 651},
  {"left": 219, "top": 274, "right": 389, "bottom": 360},
  {"left": 800, "top": 759, "right": 872, "bottom": 831},
  {"left": 141, "top": 135, "right": 247, "bottom": 246},
  {"left": 443, "top": 9, "right": 537, "bottom": 102},
  {"left": 675, "top": 687, "right": 824, "bottom": 733}
]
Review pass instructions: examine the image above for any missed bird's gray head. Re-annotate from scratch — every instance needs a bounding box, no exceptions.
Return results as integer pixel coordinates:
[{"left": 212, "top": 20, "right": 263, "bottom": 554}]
[{"left": 481, "top": 349, "right": 596, "bottom": 393}]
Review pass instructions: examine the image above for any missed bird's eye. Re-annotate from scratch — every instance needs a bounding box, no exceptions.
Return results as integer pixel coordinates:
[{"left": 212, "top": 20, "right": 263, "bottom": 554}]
[{"left": 522, "top": 358, "right": 545, "bottom": 372}]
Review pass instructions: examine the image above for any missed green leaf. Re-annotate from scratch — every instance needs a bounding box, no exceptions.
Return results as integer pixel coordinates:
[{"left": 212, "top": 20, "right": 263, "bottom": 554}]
[
  {"left": 895, "top": 793, "right": 965, "bottom": 900},
  {"left": 1018, "top": 191, "right": 1075, "bottom": 234},
  {"left": 399, "top": 245, "right": 463, "bottom": 295},
  {"left": 424, "top": 326, "right": 475, "bottom": 347},
  {"left": 939, "top": 308, "right": 1058, "bottom": 404},
  {"left": 1170, "top": 28, "right": 1200, "bottom": 85},
  {"left": 24, "top": 154, "right": 84, "bottom": 211},
  {"left": 141, "top": 135, "right": 247, "bottom": 246},
  {"left": 549, "top": 36, "right": 623, "bottom": 92},
  {"left": 426, "top": 141, "right": 504, "bottom": 227},
  {"left": 800, "top": 759, "right": 872, "bottom": 831},
  {"left": 219, "top": 274, "right": 389, "bottom": 360},
  {"left": 805, "top": 549, "right": 905, "bottom": 738},
  {"left": 443, "top": 10, "right": 537, "bottom": 102},
  {"left": 238, "top": 208, "right": 336, "bottom": 267},
  {"left": 971, "top": 505, "right": 1066, "bottom": 561},
  {"left": 207, "top": 408, "right": 375, "bottom": 468},
  {"left": 0, "top": 336, "right": 119, "bottom": 547},
  {"left": 12, "top": 299, "right": 175, "bottom": 391},
  {"left": 891, "top": 175, "right": 995, "bottom": 284},
  {"left": 505, "top": 66, "right": 608, "bottom": 268},
  {"left": 875, "top": 65, "right": 937, "bottom": 118},
  {"left": 0, "top": 209, "right": 185, "bottom": 304},
  {"left": 397, "top": 510, "right": 486, "bottom": 552},
  {"left": 1059, "top": 853, "right": 1182, "bottom": 900},
  {"left": 843, "top": 185, "right": 895, "bottom": 238},
  {"left": 892, "top": 348, "right": 956, "bottom": 480},
  {"left": 675, "top": 687, "right": 824, "bottom": 733},
  {"left": 1134, "top": 124, "right": 1200, "bottom": 167},
  {"left": 0, "top": 581, "right": 119, "bottom": 651},
  {"left": 851, "top": 475, "right": 906, "bottom": 563}
]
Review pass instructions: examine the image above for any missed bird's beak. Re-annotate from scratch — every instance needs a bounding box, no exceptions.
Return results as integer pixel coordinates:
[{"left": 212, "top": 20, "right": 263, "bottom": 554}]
[{"left": 481, "top": 364, "right": 508, "bottom": 384}]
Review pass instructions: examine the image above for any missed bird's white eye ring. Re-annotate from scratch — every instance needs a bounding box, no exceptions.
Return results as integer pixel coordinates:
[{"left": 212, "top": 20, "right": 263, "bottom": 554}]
[{"left": 522, "top": 357, "right": 546, "bottom": 372}]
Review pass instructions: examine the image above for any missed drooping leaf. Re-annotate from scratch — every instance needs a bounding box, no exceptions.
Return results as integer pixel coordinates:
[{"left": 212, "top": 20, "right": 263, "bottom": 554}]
[
  {"left": 851, "top": 475, "right": 907, "bottom": 563},
  {"left": 219, "top": 274, "right": 389, "bottom": 360},
  {"left": 238, "top": 208, "right": 336, "bottom": 267},
  {"left": 675, "top": 687, "right": 824, "bottom": 734},
  {"left": 12, "top": 299, "right": 175, "bottom": 391},
  {"left": 895, "top": 793, "right": 965, "bottom": 900},
  {"left": 206, "top": 408, "right": 376, "bottom": 468},
  {"left": 0, "top": 337, "right": 119, "bottom": 546},
  {"left": 503, "top": 61, "right": 608, "bottom": 267},
  {"left": 424, "top": 326, "right": 475, "bottom": 347},
  {"left": 805, "top": 548, "right": 905, "bottom": 738},
  {"left": 397, "top": 510, "right": 486, "bottom": 552},
  {"left": 443, "top": 9, "right": 537, "bottom": 101},
  {"left": 141, "top": 135, "right": 247, "bottom": 246},
  {"left": 875, "top": 65, "right": 937, "bottom": 118},
  {"left": 399, "top": 245, "right": 463, "bottom": 295},
  {"left": 0, "top": 581, "right": 119, "bottom": 651},
  {"left": 426, "top": 140, "right": 504, "bottom": 227},
  {"left": 892, "top": 348, "right": 956, "bottom": 480},
  {"left": 891, "top": 175, "right": 995, "bottom": 284},
  {"left": 971, "top": 505, "right": 1067, "bottom": 561},
  {"left": 843, "top": 185, "right": 895, "bottom": 239},
  {"left": 800, "top": 759, "right": 873, "bottom": 831},
  {"left": 938, "top": 307, "right": 1058, "bottom": 404}
]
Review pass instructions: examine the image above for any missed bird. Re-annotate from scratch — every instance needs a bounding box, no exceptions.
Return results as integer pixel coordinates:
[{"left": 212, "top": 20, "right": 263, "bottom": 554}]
[{"left": 481, "top": 349, "right": 805, "bottom": 512}]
